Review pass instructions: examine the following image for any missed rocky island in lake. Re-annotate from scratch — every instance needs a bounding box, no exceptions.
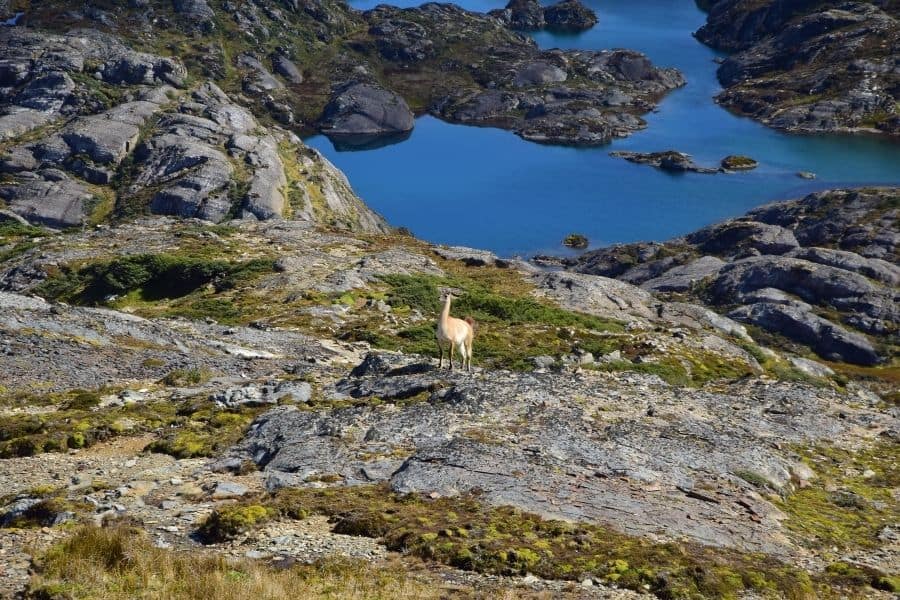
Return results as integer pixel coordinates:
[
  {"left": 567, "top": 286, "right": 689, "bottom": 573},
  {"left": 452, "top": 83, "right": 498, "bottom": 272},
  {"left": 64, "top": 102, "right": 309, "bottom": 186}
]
[{"left": 0, "top": 0, "right": 898, "bottom": 599}]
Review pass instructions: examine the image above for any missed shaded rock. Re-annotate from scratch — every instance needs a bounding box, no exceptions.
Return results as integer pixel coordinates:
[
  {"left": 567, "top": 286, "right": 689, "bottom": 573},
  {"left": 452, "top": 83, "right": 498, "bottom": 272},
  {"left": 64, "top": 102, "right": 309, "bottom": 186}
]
[
  {"left": 60, "top": 100, "right": 163, "bottom": 165},
  {"left": 686, "top": 221, "right": 799, "bottom": 256},
  {"left": 641, "top": 256, "right": 726, "bottom": 293},
  {"left": 271, "top": 53, "right": 303, "bottom": 84},
  {"left": 369, "top": 18, "right": 434, "bottom": 62},
  {"left": 711, "top": 256, "right": 897, "bottom": 333},
  {"left": 786, "top": 246, "right": 900, "bottom": 286},
  {"left": 238, "top": 53, "right": 283, "bottom": 94},
  {"left": 173, "top": 0, "right": 216, "bottom": 31},
  {"left": 728, "top": 302, "right": 879, "bottom": 365},
  {"left": 697, "top": 1, "right": 899, "bottom": 137},
  {"left": 0, "top": 169, "right": 93, "bottom": 228},
  {"left": 432, "top": 246, "right": 509, "bottom": 268}
]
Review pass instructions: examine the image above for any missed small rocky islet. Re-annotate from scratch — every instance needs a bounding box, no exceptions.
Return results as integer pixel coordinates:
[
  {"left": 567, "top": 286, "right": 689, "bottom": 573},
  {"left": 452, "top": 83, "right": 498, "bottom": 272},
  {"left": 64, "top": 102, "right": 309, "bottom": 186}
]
[{"left": 0, "top": 0, "right": 899, "bottom": 599}]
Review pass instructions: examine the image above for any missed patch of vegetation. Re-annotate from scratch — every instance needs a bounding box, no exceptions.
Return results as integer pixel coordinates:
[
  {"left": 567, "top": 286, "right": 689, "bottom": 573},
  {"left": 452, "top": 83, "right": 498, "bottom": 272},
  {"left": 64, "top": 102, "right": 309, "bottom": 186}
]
[
  {"left": 0, "top": 393, "right": 265, "bottom": 459},
  {"left": 562, "top": 233, "right": 588, "bottom": 249},
  {"left": 26, "top": 525, "right": 447, "bottom": 600},
  {"left": 200, "top": 483, "right": 883, "bottom": 598},
  {"left": 160, "top": 368, "right": 209, "bottom": 387},
  {"left": 34, "top": 253, "right": 276, "bottom": 305},
  {"left": 197, "top": 504, "right": 275, "bottom": 542},
  {"left": 775, "top": 442, "right": 899, "bottom": 554},
  {"left": 734, "top": 470, "right": 775, "bottom": 490},
  {"left": 2, "top": 497, "right": 88, "bottom": 529},
  {"left": 337, "top": 272, "right": 627, "bottom": 371},
  {"left": 0, "top": 220, "right": 46, "bottom": 263},
  {"left": 0, "top": 388, "right": 103, "bottom": 411}
]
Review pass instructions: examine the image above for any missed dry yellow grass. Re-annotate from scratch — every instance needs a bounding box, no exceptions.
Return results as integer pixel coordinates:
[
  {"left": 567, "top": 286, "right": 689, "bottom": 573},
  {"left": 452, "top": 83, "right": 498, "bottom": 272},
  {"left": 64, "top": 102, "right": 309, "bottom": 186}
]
[
  {"left": 26, "top": 525, "right": 562, "bottom": 599},
  {"left": 26, "top": 526, "right": 448, "bottom": 600}
]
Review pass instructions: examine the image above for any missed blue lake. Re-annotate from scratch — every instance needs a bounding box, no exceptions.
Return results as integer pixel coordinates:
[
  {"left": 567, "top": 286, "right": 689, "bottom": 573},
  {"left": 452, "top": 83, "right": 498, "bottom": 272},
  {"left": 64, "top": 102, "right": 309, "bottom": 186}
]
[{"left": 307, "top": 0, "right": 900, "bottom": 257}]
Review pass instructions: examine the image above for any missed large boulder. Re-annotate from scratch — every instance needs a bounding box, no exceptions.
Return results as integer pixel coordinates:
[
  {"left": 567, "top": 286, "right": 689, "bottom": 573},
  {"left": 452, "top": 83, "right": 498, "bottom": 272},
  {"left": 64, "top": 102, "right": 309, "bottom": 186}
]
[
  {"left": 271, "top": 53, "right": 303, "bottom": 84},
  {"left": 513, "top": 60, "right": 568, "bottom": 87},
  {"left": 61, "top": 101, "right": 161, "bottom": 165},
  {"left": 319, "top": 82, "right": 414, "bottom": 138},
  {"left": 241, "top": 135, "right": 286, "bottom": 220},
  {"left": 172, "top": 0, "right": 216, "bottom": 31}
]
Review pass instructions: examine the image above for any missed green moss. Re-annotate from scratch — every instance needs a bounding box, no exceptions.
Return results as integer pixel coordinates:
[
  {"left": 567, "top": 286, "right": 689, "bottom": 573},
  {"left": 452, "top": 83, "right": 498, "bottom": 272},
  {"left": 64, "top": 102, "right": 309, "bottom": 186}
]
[
  {"left": 776, "top": 442, "right": 899, "bottom": 554},
  {"left": 0, "top": 391, "right": 264, "bottom": 460}
]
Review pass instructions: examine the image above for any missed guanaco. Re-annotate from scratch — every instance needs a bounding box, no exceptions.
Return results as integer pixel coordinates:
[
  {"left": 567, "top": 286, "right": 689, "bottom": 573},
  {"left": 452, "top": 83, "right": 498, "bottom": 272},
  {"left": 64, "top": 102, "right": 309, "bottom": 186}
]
[{"left": 436, "top": 291, "right": 474, "bottom": 371}]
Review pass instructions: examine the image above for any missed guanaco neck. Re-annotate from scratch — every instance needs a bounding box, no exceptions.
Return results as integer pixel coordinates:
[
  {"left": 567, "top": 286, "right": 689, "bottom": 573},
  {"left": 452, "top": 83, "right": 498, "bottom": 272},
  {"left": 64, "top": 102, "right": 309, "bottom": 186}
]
[{"left": 440, "top": 295, "right": 452, "bottom": 325}]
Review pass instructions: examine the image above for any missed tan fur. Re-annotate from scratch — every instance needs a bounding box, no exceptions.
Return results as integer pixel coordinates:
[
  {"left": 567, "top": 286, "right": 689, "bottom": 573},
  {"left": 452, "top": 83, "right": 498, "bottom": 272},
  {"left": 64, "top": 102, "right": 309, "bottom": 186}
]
[{"left": 436, "top": 293, "right": 474, "bottom": 371}]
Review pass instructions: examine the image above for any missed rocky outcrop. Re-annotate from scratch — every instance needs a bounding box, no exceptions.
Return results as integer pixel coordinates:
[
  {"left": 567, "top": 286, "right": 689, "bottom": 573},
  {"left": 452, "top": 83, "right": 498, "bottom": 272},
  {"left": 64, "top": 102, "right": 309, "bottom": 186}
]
[
  {"left": 0, "top": 28, "right": 386, "bottom": 233},
  {"left": 12, "top": 0, "right": 682, "bottom": 148},
  {"left": 489, "top": 0, "right": 546, "bottom": 30},
  {"left": 610, "top": 151, "right": 720, "bottom": 174},
  {"left": 490, "top": 0, "right": 597, "bottom": 32},
  {"left": 567, "top": 188, "right": 899, "bottom": 365},
  {"left": 543, "top": 0, "right": 598, "bottom": 32},
  {"left": 696, "top": 1, "right": 899, "bottom": 137},
  {"left": 227, "top": 350, "right": 892, "bottom": 559},
  {"left": 358, "top": 3, "right": 681, "bottom": 146},
  {"left": 611, "top": 151, "right": 761, "bottom": 174},
  {"left": 727, "top": 301, "right": 880, "bottom": 365}
]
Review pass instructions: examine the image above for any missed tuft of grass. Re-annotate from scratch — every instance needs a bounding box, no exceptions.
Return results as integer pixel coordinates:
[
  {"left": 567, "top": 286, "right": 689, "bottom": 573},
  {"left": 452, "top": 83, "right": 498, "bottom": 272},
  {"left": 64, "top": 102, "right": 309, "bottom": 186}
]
[
  {"left": 26, "top": 525, "right": 447, "bottom": 600},
  {"left": 160, "top": 368, "right": 209, "bottom": 387},
  {"left": 197, "top": 505, "right": 275, "bottom": 543}
]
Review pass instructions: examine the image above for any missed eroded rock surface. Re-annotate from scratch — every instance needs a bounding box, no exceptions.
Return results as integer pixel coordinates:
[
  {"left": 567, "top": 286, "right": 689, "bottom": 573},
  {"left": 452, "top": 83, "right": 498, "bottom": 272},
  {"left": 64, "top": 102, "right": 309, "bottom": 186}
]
[{"left": 228, "top": 351, "right": 893, "bottom": 561}]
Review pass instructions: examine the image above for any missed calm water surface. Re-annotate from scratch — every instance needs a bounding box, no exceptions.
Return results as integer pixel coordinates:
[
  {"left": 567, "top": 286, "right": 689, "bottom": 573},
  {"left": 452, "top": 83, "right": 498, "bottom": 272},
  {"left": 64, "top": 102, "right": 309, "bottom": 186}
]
[{"left": 306, "top": 0, "right": 900, "bottom": 256}]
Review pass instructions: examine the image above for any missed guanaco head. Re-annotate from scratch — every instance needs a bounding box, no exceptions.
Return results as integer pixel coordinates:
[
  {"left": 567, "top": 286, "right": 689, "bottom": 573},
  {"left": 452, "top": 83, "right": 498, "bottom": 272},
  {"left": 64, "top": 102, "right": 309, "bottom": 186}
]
[{"left": 439, "top": 287, "right": 463, "bottom": 302}]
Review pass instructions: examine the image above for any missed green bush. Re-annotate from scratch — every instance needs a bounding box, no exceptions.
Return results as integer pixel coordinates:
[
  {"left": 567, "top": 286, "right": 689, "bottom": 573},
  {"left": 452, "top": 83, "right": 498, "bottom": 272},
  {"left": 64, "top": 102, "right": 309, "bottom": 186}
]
[{"left": 35, "top": 254, "right": 276, "bottom": 304}]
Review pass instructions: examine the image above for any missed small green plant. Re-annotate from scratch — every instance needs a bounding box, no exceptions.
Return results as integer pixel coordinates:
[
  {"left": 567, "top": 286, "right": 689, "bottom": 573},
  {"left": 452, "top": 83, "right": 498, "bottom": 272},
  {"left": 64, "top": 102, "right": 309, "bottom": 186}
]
[{"left": 160, "top": 368, "right": 207, "bottom": 387}]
